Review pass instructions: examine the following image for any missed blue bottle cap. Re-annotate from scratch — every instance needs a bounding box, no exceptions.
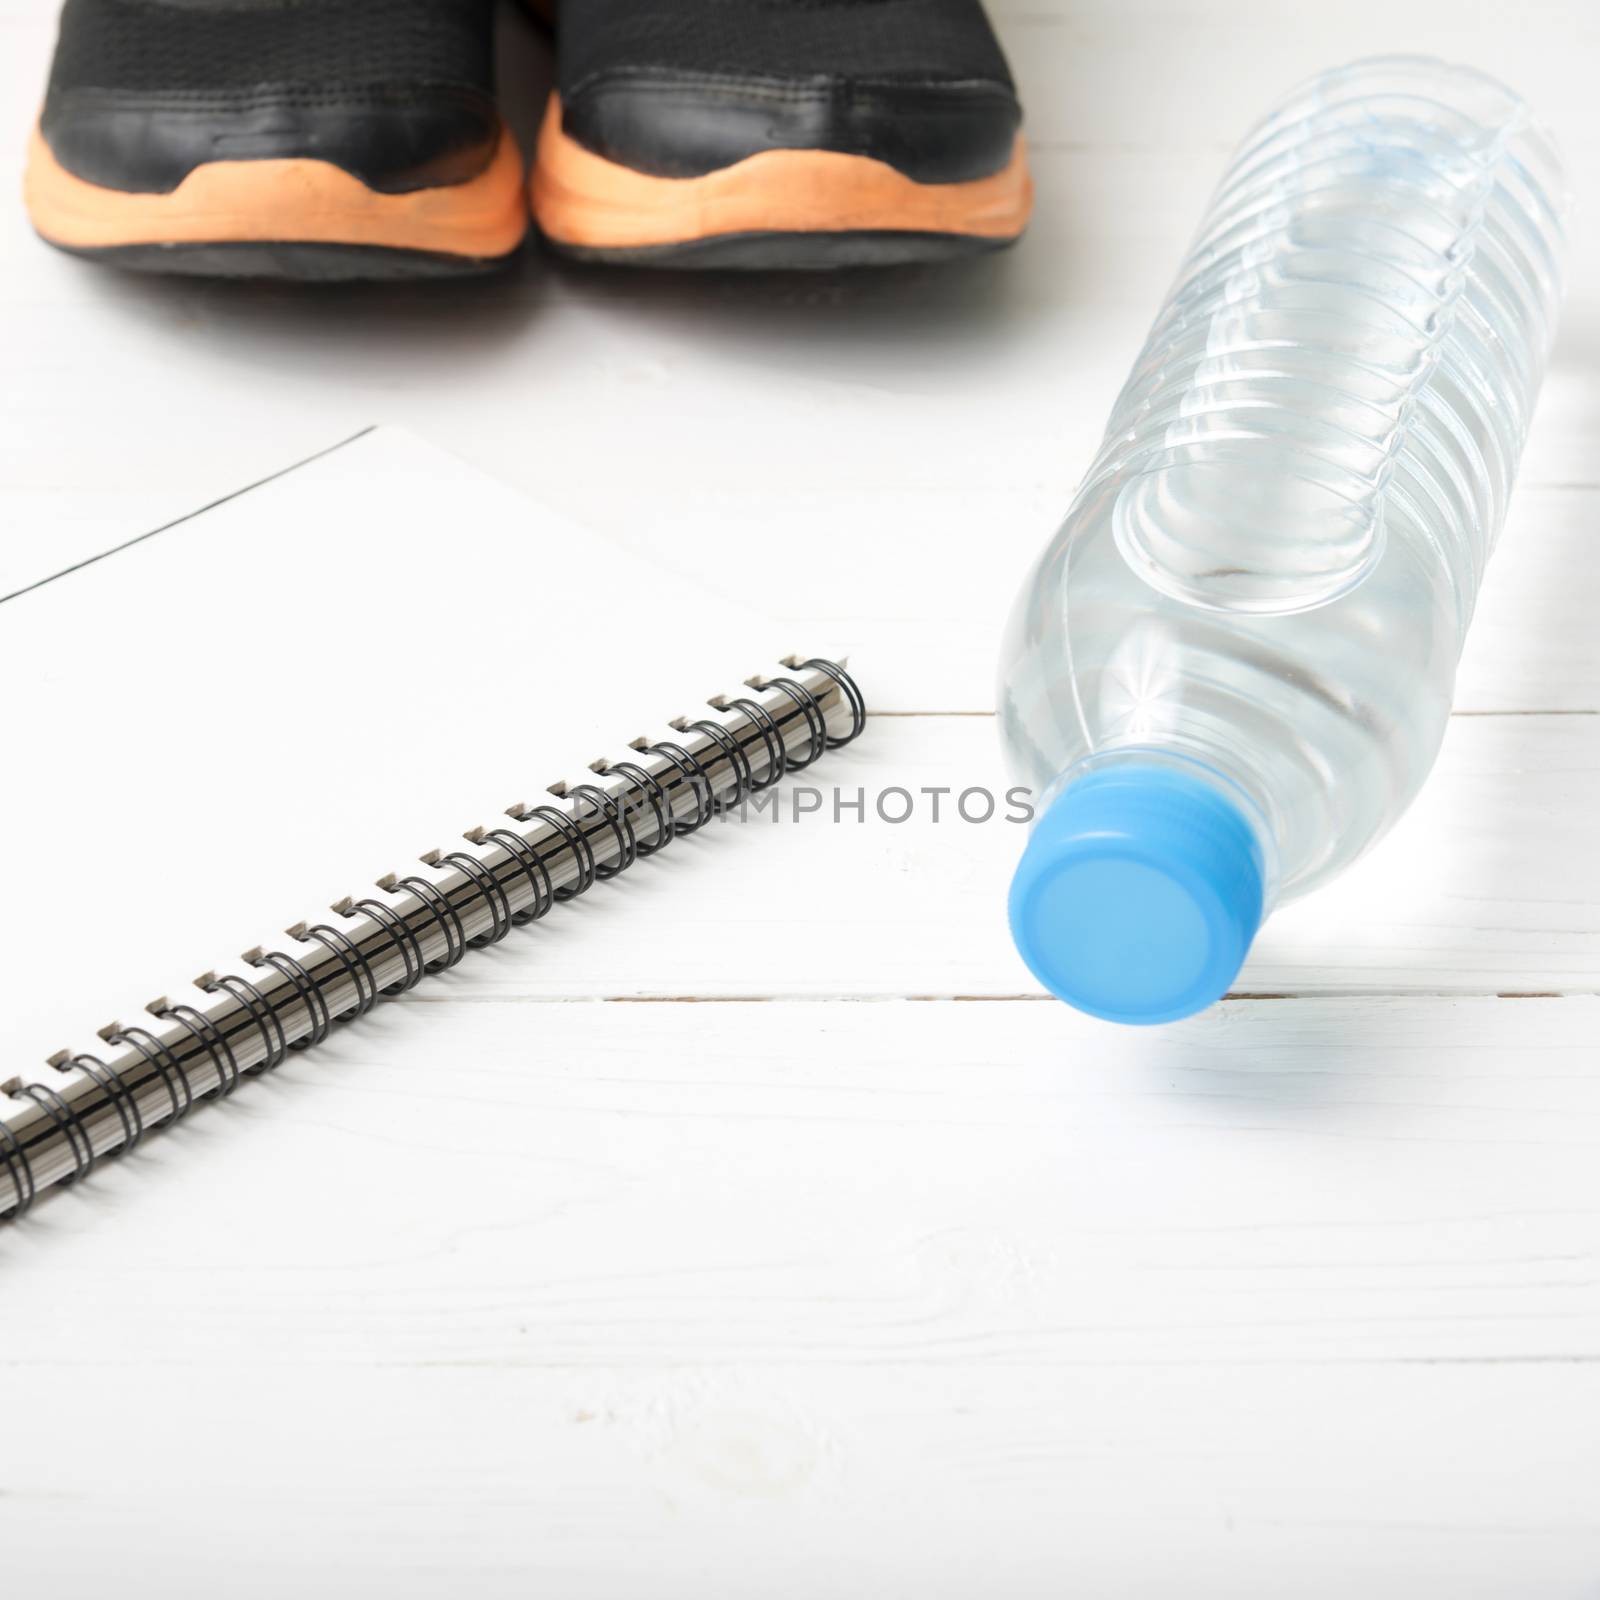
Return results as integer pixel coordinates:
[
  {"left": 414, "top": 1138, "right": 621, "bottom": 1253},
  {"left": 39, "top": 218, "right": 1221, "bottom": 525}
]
[{"left": 1008, "top": 761, "right": 1264, "bottom": 1025}]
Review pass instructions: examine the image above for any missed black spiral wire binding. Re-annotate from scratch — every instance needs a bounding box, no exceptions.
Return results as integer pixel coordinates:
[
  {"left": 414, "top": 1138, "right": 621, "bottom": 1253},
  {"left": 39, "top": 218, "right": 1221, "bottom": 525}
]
[
  {"left": 386, "top": 874, "right": 469, "bottom": 972},
  {"left": 9, "top": 1080, "right": 96, "bottom": 1185},
  {"left": 643, "top": 740, "right": 716, "bottom": 835},
  {"left": 799, "top": 658, "right": 866, "bottom": 746},
  {"left": 567, "top": 783, "right": 638, "bottom": 880},
  {"left": 0, "top": 661, "right": 866, "bottom": 1222},
  {"left": 347, "top": 897, "right": 428, "bottom": 994},
  {"left": 519, "top": 804, "right": 597, "bottom": 901},
  {"left": 476, "top": 827, "right": 556, "bottom": 923},
  {"left": 248, "top": 946, "right": 335, "bottom": 1048},
  {"left": 0, "top": 1113, "right": 37, "bottom": 1219},
  {"left": 721, "top": 697, "right": 788, "bottom": 789},
  {"left": 59, "top": 1052, "right": 144, "bottom": 1153},
  {"left": 760, "top": 677, "right": 828, "bottom": 771},
  {"left": 298, "top": 922, "right": 380, "bottom": 1021},
  {"left": 152, "top": 1000, "right": 243, "bottom": 1100},
  {"left": 685, "top": 718, "right": 754, "bottom": 811},
  {"left": 105, "top": 1023, "right": 197, "bottom": 1126},
  {"left": 200, "top": 972, "right": 290, "bottom": 1075},
  {"left": 437, "top": 850, "right": 515, "bottom": 945},
  {"left": 598, "top": 760, "right": 674, "bottom": 855}
]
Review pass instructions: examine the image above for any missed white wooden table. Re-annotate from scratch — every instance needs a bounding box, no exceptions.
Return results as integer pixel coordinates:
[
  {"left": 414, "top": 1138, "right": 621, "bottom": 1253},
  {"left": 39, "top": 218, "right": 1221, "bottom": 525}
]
[{"left": 3, "top": 2, "right": 1598, "bottom": 1594}]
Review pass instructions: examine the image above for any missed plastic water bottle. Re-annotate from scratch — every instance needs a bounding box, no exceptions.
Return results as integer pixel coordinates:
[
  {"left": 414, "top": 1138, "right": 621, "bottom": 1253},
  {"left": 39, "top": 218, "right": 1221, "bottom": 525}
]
[{"left": 1000, "top": 56, "right": 1568, "bottom": 1025}]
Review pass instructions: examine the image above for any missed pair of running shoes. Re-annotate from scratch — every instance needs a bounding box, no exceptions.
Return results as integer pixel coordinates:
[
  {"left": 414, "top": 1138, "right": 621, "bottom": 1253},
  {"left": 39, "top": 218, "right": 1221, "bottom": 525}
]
[{"left": 24, "top": 0, "right": 1033, "bottom": 279}]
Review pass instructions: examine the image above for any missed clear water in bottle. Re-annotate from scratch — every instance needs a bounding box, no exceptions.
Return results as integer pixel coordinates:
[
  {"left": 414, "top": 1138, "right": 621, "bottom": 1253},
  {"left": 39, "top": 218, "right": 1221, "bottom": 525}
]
[{"left": 1000, "top": 56, "right": 1568, "bottom": 1025}]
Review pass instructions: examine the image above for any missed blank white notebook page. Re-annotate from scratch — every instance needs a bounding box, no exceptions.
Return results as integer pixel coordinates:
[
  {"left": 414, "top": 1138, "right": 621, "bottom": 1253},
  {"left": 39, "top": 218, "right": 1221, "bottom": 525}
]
[{"left": 0, "top": 426, "right": 779, "bottom": 1064}]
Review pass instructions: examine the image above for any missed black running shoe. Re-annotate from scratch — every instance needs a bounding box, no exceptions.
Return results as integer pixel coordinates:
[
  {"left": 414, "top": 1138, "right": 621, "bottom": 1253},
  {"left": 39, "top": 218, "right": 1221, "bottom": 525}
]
[
  {"left": 25, "top": 0, "right": 527, "bottom": 280},
  {"left": 530, "top": 0, "right": 1032, "bottom": 268}
]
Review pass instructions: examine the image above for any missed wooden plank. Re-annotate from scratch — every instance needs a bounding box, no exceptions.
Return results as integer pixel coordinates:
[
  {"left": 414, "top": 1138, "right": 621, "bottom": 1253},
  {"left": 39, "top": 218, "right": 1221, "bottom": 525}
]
[
  {"left": 1, "top": 703, "right": 1590, "bottom": 1034},
  {"left": 1, "top": 1362, "right": 1597, "bottom": 1597},
  {"left": 262, "top": 709, "right": 1600, "bottom": 1002},
  {"left": 596, "top": 475, "right": 1600, "bottom": 715},
  {"left": 2, "top": 995, "right": 1598, "bottom": 1592},
  {"left": 4, "top": 4, "right": 1596, "bottom": 651},
  {"left": 2, "top": 1360, "right": 1596, "bottom": 1596},
  {"left": 995, "top": 0, "right": 1600, "bottom": 154},
  {"left": 3, "top": 707, "right": 1579, "bottom": 1023},
  {"left": 0, "top": 2, "right": 1596, "bottom": 1590},
  {"left": 10, "top": 994, "right": 1600, "bottom": 1365},
  {"left": 0, "top": 705, "right": 1574, "bottom": 1014},
  {"left": 3, "top": 144, "right": 1592, "bottom": 710},
  {"left": 5, "top": 431, "right": 1593, "bottom": 719}
]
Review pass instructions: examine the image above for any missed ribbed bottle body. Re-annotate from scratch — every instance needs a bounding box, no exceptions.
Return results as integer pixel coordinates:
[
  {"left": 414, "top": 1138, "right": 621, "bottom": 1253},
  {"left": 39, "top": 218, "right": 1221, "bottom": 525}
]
[{"left": 1001, "top": 56, "right": 1567, "bottom": 908}]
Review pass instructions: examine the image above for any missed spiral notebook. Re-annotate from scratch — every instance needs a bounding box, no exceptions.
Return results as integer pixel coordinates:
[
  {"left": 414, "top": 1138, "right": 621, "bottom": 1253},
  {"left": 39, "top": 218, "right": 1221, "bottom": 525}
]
[{"left": 0, "top": 428, "right": 864, "bottom": 1219}]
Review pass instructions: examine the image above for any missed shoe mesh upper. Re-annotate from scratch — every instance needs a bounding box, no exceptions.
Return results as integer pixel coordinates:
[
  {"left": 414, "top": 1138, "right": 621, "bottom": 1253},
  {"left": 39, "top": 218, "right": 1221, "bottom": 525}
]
[
  {"left": 48, "top": 0, "right": 495, "bottom": 93},
  {"left": 557, "top": 0, "right": 1015, "bottom": 94}
]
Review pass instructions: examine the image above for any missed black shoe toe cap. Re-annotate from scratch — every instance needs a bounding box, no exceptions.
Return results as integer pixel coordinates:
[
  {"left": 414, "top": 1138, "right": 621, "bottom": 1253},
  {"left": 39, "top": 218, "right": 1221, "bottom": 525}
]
[
  {"left": 41, "top": 83, "right": 503, "bottom": 195},
  {"left": 562, "top": 70, "right": 1022, "bottom": 184}
]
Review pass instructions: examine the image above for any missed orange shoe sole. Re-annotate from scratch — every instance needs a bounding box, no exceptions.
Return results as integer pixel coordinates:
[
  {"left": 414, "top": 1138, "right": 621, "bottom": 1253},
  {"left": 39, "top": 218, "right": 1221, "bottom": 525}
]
[
  {"left": 530, "top": 96, "right": 1033, "bottom": 268},
  {"left": 23, "top": 121, "right": 529, "bottom": 279}
]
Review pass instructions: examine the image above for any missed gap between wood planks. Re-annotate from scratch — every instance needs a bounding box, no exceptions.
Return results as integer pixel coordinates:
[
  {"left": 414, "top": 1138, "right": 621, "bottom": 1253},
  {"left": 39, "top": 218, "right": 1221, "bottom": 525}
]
[
  {"left": 407, "top": 990, "right": 1595, "bottom": 1004},
  {"left": 874, "top": 710, "right": 1600, "bottom": 719}
]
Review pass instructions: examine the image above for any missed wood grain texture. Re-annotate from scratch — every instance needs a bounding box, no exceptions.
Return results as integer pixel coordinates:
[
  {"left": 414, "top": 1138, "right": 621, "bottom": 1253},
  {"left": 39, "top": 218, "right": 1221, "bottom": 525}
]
[
  {"left": 288, "top": 710, "right": 1590, "bottom": 1003},
  {"left": 3, "top": 0, "right": 1599, "bottom": 1594},
  {"left": 2, "top": 12, "right": 1598, "bottom": 720},
  {"left": 2, "top": 997, "right": 1599, "bottom": 1596}
]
